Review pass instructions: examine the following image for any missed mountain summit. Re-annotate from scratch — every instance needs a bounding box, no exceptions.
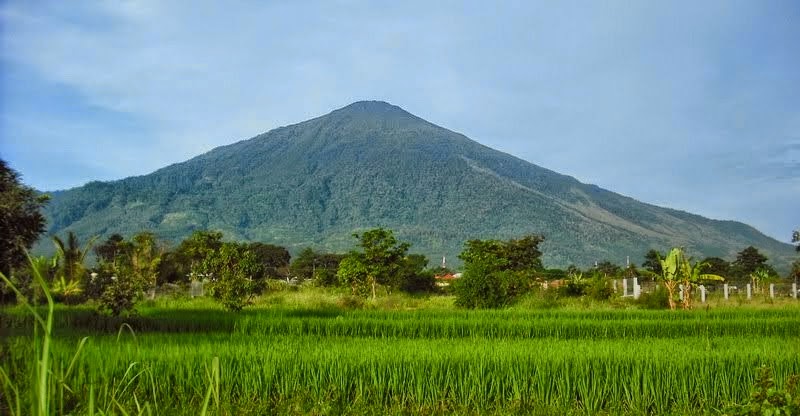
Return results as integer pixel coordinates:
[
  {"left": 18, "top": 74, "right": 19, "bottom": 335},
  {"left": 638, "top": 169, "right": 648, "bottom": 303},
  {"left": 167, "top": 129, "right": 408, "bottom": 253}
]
[{"left": 44, "top": 101, "right": 795, "bottom": 269}]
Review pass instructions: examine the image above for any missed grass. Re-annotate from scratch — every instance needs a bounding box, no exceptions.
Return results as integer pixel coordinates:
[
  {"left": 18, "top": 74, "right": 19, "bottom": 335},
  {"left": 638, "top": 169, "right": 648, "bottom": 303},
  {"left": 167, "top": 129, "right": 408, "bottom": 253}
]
[{"left": 2, "top": 283, "right": 800, "bottom": 415}]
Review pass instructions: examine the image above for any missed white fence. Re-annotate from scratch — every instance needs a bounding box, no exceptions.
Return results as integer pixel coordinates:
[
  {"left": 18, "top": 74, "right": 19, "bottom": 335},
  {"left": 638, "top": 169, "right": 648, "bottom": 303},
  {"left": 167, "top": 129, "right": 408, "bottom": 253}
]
[{"left": 613, "top": 278, "right": 798, "bottom": 303}]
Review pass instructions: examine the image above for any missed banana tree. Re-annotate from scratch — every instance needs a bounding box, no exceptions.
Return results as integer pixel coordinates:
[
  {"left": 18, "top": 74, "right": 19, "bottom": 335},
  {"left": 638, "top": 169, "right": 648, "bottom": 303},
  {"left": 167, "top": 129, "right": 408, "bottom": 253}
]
[
  {"left": 678, "top": 258, "right": 724, "bottom": 310},
  {"left": 658, "top": 248, "right": 683, "bottom": 310},
  {"left": 750, "top": 268, "right": 770, "bottom": 295}
]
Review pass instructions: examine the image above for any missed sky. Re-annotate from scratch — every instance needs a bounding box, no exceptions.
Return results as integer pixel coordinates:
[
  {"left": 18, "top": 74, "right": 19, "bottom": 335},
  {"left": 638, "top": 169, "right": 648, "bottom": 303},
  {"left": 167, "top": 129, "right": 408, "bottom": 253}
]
[{"left": 1, "top": 1, "right": 798, "bottom": 242}]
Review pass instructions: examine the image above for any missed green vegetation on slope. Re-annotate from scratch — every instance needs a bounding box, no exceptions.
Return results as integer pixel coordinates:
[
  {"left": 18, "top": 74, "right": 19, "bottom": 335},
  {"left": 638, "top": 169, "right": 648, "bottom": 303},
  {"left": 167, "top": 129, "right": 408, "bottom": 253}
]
[{"left": 41, "top": 101, "right": 797, "bottom": 271}]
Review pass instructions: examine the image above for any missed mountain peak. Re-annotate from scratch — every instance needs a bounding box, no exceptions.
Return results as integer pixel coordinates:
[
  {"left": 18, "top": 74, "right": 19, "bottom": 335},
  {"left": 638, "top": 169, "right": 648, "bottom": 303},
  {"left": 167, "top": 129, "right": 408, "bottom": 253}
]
[{"left": 335, "top": 100, "right": 410, "bottom": 116}]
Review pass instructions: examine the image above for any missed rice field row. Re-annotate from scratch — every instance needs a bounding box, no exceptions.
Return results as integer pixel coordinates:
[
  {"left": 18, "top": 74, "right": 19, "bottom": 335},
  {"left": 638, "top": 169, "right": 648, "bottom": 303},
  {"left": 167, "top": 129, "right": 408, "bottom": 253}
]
[
  {"left": 4, "top": 333, "right": 799, "bottom": 415},
  {"left": 4, "top": 306, "right": 800, "bottom": 340},
  {"left": 3, "top": 306, "right": 800, "bottom": 415}
]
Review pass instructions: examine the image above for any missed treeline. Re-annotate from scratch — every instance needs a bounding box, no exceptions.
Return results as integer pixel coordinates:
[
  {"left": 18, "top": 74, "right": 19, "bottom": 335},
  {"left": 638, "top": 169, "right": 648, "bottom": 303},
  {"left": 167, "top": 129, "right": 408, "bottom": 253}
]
[
  {"left": 0, "top": 227, "right": 443, "bottom": 314},
  {"left": 2, "top": 225, "right": 799, "bottom": 313}
]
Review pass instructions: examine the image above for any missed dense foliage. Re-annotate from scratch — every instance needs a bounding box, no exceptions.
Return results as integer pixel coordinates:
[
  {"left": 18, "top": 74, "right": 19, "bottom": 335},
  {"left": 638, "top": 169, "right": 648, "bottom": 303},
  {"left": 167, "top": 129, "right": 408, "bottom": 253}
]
[
  {"left": 454, "top": 235, "right": 545, "bottom": 308},
  {"left": 337, "top": 228, "right": 434, "bottom": 298},
  {"left": 0, "top": 159, "right": 49, "bottom": 300},
  {"left": 200, "top": 242, "right": 265, "bottom": 311}
]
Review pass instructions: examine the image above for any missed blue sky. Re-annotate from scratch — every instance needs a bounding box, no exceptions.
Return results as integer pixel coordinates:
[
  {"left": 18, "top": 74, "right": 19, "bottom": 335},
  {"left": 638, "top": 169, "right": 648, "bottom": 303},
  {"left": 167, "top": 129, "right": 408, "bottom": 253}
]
[{"left": 1, "top": 1, "right": 798, "bottom": 242}]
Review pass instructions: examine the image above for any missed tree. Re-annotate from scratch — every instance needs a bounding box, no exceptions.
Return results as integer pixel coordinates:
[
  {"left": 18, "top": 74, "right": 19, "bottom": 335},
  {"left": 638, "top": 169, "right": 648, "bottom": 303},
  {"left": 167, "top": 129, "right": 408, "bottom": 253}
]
[
  {"left": 337, "top": 254, "right": 370, "bottom": 297},
  {"left": 677, "top": 257, "right": 724, "bottom": 309},
  {"left": 290, "top": 247, "right": 318, "bottom": 281},
  {"left": 731, "top": 246, "right": 769, "bottom": 280},
  {"left": 345, "top": 228, "right": 410, "bottom": 299},
  {"left": 642, "top": 249, "right": 664, "bottom": 275},
  {"left": 201, "top": 242, "right": 265, "bottom": 311},
  {"left": 130, "top": 232, "right": 162, "bottom": 295},
  {"left": 657, "top": 247, "right": 723, "bottom": 310},
  {"left": 398, "top": 254, "right": 436, "bottom": 293},
  {"left": 94, "top": 234, "right": 125, "bottom": 264},
  {"left": 92, "top": 232, "right": 161, "bottom": 314},
  {"left": 51, "top": 231, "right": 96, "bottom": 301},
  {"left": 0, "top": 160, "right": 49, "bottom": 280},
  {"left": 454, "top": 234, "right": 545, "bottom": 308},
  {"left": 504, "top": 235, "right": 545, "bottom": 271},
  {"left": 290, "top": 248, "right": 346, "bottom": 285},
  {"left": 176, "top": 230, "right": 223, "bottom": 279},
  {"left": 657, "top": 248, "right": 683, "bottom": 310},
  {"left": 247, "top": 242, "right": 290, "bottom": 280},
  {"left": 700, "top": 257, "right": 730, "bottom": 278},
  {"left": 595, "top": 260, "right": 622, "bottom": 278},
  {"left": 790, "top": 260, "right": 800, "bottom": 283}
]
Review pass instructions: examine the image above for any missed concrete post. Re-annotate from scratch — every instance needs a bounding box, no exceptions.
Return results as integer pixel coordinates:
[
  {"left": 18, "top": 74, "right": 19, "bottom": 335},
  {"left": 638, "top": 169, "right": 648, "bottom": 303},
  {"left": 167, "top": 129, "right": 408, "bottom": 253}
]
[
  {"left": 724, "top": 283, "right": 729, "bottom": 300},
  {"left": 746, "top": 284, "right": 752, "bottom": 300},
  {"left": 793, "top": 283, "right": 797, "bottom": 300},
  {"left": 623, "top": 279, "right": 628, "bottom": 296},
  {"left": 613, "top": 279, "right": 618, "bottom": 293},
  {"left": 700, "top": 285, "right": 706, "bottom": 303},
  {"left": 770, "top": 284, "right": 775, "bottom": 299},
  {"left": 678, "top": 284, "right": 684, "bottom": 301},
  {"left": 633, "top": 278, "right": 640, "bottom": 299}
]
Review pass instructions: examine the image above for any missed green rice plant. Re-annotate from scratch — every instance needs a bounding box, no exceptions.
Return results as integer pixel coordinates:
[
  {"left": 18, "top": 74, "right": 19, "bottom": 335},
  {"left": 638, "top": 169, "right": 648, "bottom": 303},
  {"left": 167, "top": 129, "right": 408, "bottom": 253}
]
[{"left": 0, "top": 256, "right": 88, "bottom": 416}]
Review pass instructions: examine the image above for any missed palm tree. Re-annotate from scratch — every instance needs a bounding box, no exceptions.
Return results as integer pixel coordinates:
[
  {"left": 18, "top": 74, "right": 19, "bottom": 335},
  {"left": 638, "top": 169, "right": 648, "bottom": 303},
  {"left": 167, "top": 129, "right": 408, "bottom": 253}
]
[{"left": 52, "top": 232, "right": 97, "bottom": 298}]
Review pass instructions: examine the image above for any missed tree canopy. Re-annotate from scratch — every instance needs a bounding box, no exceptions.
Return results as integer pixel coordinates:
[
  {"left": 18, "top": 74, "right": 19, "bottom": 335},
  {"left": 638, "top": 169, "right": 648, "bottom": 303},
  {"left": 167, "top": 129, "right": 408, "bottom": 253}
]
[
  {"left": 338, "top": 228, "right": 411, "bottom": 299},
  {"left": 642, "top": 249, "right": 664, "bottom": 275},
  {"left": 0, "top": 159, "right": 49, "bottom": 277},
  {"left": 455, "top": 234, "right": 545, "bottom": 308},
  {"left": 731, "top": 246, "right": 770, "bottom": 279}
]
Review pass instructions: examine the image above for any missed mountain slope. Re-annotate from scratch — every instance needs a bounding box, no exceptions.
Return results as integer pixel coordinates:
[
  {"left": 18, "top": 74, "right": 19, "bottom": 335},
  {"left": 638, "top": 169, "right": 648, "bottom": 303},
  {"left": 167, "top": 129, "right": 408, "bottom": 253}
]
[{"left": 43, "top": 101, "right": 796, "bottom": 270}]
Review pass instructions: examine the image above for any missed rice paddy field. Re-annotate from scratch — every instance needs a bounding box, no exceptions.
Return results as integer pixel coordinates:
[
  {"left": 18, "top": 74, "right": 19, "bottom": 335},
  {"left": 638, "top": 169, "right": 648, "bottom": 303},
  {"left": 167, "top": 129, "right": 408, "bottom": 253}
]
[{"left": 3, "top": 301, "right": 800, "bottom": 415}]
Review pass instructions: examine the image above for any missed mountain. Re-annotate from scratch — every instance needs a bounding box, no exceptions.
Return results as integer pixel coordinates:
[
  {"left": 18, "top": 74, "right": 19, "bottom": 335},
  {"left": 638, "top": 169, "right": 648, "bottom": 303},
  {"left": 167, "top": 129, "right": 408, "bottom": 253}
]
[{"left": 42, "top": 101, "right": 796, "bottom": 271}]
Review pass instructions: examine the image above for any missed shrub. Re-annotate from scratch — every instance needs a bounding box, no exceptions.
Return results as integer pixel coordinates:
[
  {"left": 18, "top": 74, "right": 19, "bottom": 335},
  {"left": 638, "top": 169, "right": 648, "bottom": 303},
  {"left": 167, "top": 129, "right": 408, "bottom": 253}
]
[
  {"left": 313, "top": 268, "right": 338, "bottom": 287},
  {"left": 725, "top": 366, "right": 799, "bottom": 415},
  {"left": 636, "top": 285, "right": 670, "bottom": 309},
  {"left": 202, "top": 243, "right": 266, "bottom": 312},
  {"left": 99, "top": 274, "right": 142, "bottom": 316},
  {"left": 454, "top": 269, "right": 507, "bottom": 309},
  {"left": 337, "top": 294, "right": 366, "bottom": 309},
  {"left": 558, "top": 280, "right": 586, "bottom": 297},
  {"left": 517, "top": 288, "right": 561, "bottom": 309},
  {"left": 401, "top": 270, "right": 437, "bottom": 294},
  {"left": 586, "top": 277, "right": 614, "bottom": 301}
]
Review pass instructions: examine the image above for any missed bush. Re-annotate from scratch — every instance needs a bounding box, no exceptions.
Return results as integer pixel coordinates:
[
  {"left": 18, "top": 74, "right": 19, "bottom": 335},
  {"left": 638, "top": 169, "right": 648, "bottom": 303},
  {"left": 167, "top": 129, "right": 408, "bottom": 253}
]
[
  {"left": 558, "top": 280, "right": 586, "bottom": 297},
  {"left": 454, "top": 269, "right": 507, "bottom": 309},
  {"left": 636, "top": 285, "right": 670, "bottom": 309},
  {"left": 725, "top": 366, "right": 799, "bottom": 415},
  {"left": 313, "top": 268, "right": 338, "bottom": 287},
  {"left": 99, "top": 275, "right": 142, "bottom": 316},
  {"left": 202, "top": 242, "right": 266, "bottom": 312},
  {"left": 337, "top": 294, "right": 366, "bottom": 309},
  {"left": 586, "top": 277, "right": 614, "bottom": 301},
  {"left": 517, "top": 288, "right": 561, "bottom": 309},
  {"left": 401, "top": 270, "right": 437, "bottom": 294}
]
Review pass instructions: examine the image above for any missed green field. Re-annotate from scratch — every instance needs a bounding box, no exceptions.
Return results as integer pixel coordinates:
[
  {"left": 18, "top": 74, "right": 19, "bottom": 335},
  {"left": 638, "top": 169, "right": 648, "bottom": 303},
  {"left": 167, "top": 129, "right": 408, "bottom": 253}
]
[{"left": 3, "top": 297, "right": 800, "bottom": 415}]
